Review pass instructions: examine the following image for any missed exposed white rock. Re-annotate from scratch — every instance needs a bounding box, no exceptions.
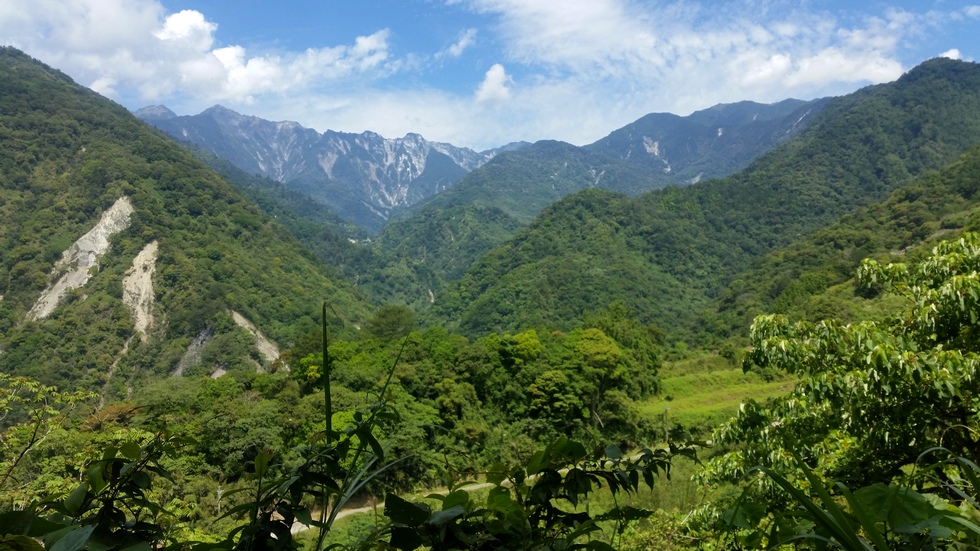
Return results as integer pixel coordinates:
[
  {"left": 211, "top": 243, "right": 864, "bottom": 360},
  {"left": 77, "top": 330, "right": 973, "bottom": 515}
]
[
  {"left": 122, "top": 240, "right": 158, "bottom": 341},
  {"left": 27, "top": 197, "right": 135, "bottom": 321},
  {"left": 230, "top": 310, "right": 280, "bottom": 367},
  {"left": 642, "top": 137, "right": 660, "bottom": 156},
  {"left": 172, "top": 327, "right": 213, "bottom": 377},
  {"left": 588, "top": 167, "right": 605, "bottom": 187}
]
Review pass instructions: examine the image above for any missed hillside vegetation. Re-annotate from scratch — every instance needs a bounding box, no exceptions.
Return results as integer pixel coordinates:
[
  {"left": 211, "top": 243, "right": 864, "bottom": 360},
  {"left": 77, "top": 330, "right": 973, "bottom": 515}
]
[
  {"left": 369, "top": 100, "right": 828, "bottom": 310},
  {"left": 0, "top": 47, "right": 368, "bottom": 394},
  {"left": 431, "top": 58, "right": 980, "bottom": 339},
  {"left": 709, "top": 143, "right": 980, "bottom": 337},
  {"left": 7, "top": 46, "right": 980, "bottom": 550}
]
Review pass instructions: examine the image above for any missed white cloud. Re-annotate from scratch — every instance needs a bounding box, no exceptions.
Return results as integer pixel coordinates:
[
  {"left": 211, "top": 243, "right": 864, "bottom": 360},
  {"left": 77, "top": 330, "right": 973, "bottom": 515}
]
[
  {"left": 940, "top": 48, "right": 962, "bottom": 60},
  {"left": 90, "top": 76, "right": 119, "bottom": 98},
  {"left": 154, "top": 9, "right": 215, "bottom": 51},
  {"left": 475, "top": 63, "right": 512, "bottom": 102},
  {"left": 443, "top": 0, "right": 923, "bottom": 142},
  {"left": 441, "top": 28, "right": 477, "bottom": 58},
  {"left": 0, "top": 0, "right": 974, "bottom": 151},
  {"left": 0, "top": 0, "right": 393, "bottom": 105}
]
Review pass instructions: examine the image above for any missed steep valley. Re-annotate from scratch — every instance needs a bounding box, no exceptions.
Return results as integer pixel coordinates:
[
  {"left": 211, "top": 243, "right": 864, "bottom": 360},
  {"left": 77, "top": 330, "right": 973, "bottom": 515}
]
[{"left": 5, "top": 45, "right": 980, "bottom": 549}]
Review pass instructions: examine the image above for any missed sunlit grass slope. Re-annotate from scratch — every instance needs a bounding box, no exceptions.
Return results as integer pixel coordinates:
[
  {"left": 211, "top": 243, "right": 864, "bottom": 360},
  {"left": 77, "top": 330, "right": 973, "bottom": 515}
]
[{"left": 640, "top": 353, "right": 795, "bottom": 434}]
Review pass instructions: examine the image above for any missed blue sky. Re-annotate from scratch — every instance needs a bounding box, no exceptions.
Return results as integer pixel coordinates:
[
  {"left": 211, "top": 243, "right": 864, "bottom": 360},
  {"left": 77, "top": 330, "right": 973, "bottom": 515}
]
[{"left": 1, "top": 1, "right": 978, "bottom": 150}]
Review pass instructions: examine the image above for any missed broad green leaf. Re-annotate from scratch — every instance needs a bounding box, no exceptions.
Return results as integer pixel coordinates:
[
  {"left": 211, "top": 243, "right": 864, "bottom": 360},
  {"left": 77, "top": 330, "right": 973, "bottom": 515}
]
[
  {"left": 131, "top": 471, "right": 151, "bottom": 490},
  {"left": 48, "top": 525, "right": 95, "bottom": 551},
  {"left": 119, "top": 442, "right": 141, "bottom": 461},
  {"left": 294, "top": 507, "right": 312, "bottom": 527},
  {"left": 388, "top": 526, "right": 423, "bottom": 551},
  {"left": 384, "top": 494, "right": 429, "bottom": 528},
  {"left": 63, "top": 484, "right": 89, "bottom": 517},
  {"left": 604, "top": 444, "right": 623, "bottom": 460},
  {"left": 442, "top": 490, "right": 469, "bottom": 510},
  {"left": 526, "top": 449, "right": 548, "bottom": 475},
  {"left": 426, "top": 505, "right": 465, "bottom": 526}
]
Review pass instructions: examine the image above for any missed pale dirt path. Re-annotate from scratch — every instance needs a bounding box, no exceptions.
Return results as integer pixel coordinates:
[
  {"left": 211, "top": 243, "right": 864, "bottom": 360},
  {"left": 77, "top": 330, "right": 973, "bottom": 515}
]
[{"left": 289, "top": 481, "right": 498, "bottom": 535}]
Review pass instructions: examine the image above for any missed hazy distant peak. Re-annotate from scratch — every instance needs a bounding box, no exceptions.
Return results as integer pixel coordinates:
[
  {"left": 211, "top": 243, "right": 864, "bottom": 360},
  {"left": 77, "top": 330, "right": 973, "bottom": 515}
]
[
  {"left": 202, "top": 104, "right": 237, "bottom": 115},
  {"left": 134, "top": 105, "right": 176, "bottom": 120}
]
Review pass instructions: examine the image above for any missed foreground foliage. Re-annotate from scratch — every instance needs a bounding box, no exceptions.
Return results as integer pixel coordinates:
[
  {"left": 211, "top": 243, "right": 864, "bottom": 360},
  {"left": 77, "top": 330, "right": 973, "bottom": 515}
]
[
  {"left": 0, "top": 386, "right": 688, "bottom": 551},
  {"left": 697, "top": 233, "right": 980, "bottom": 548}
]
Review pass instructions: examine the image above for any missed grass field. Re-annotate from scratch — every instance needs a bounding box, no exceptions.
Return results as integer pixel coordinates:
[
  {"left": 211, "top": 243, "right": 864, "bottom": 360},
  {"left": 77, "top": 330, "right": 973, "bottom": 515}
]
[{"left": 639, "top": 353, "right": 795, "bottom": 436}]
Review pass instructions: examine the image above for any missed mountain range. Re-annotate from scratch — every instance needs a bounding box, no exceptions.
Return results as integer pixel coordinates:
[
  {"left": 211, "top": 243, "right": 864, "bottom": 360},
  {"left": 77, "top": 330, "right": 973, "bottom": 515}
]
[
  {"left": 136, "top": 104, "right": 528, "bottom": 232},
  {"left": 137, "top": 97, "right": 827, "bottom": 234},
  {"left": 426, "top": 57, "right": 980, "bottom": 337},
  {"left": 4, "top": 45, "right": 980, "bottom": 398}
]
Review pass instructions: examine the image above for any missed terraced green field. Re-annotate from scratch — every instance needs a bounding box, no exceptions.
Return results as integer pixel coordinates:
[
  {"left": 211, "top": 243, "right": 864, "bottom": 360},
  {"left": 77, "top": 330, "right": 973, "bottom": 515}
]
[{"left": 640, "top": 354, "right": 795, "bottom": 435}]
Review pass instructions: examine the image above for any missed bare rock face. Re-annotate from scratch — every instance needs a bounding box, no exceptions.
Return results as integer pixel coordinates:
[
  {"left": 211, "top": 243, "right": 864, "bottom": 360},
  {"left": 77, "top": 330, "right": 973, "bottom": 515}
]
[
  {"left": 122, "top": 240, "right": 158, "bottom": 341},
  {"left": 136, "top": 105, "right": 525, "bottom": 231},
  {"left": 173, "top": 328, "right": 213, "bottom": 377},
  {"left": 230, "top": 310, "right": 280, "bottom": 367},
  {"left": 27, "top": 197, "right": 135, "bottom": 321}
]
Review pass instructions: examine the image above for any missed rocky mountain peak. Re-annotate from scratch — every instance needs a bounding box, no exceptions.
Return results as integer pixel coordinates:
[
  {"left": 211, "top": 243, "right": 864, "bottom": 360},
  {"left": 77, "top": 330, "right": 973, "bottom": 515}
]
[{"left": 137, "top": 106, "right": 517, "bottom": 232}]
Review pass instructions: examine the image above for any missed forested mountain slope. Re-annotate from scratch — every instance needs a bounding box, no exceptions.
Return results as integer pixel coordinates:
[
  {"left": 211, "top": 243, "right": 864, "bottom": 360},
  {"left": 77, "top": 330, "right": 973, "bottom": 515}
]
[
  {"left": 371, "top": 141, "right": 659, "bottom": 308},
  {"left": 0, "top": 48, "right": 368, "bottom": 393},
  {"left": 372, "top": 100, "right": 828, "bottom": 308},
  {"left": 585, "top": 97, "right": 828, "bottom": 183},
  {"left": 708, "top": 143, "right": 980, "bottom": 337},
  {"left": 430, "top": 57, "right": 980, "bottom": 338}
]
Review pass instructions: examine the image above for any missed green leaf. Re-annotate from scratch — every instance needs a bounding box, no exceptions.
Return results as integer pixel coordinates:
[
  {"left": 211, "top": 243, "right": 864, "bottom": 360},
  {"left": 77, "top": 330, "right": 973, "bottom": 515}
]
[
  {"left": 118, "top": 542, "right": 152, "bottom": 551},
  {"left": 0, "top": 512, "right": 33, "bottom": 536},
  {"left": 442, "top": 490, "right": 469, "bottom": 510},
  {"left": 426, "top": 505, "right": 465, "bottom": 526},
  {"left": 119, "top": 442, "right": 141, "bottom": 461},
  {"left": 294, "top": 507, "right": 313, "bottom": 527},
  {"left": 384, "top": 494, "right": 429, "bottom": 528},
  {"left": 756, "top": 465, "right": 873, "bottom": 550},
  {"left": 131, "top": 471, "right": 152, "bottom": 490},
  {"left": 854, "top": 483, "right": 945, "bottom": 529},
  {"left": 604, "top": 444, "right": 623, "bottom": 460},
  {"left": 253, "top": 448, "right": 273, "bottom": 478},
  {"left": 388, "top": 526, "right": 423, "bottom": 551},
  {"left": 49, "top": 525, "right": 95, "bottom": 551},
  {"left": 64, "top": 484, "right": 89, "bottom": 517},
  {"left": 526, "top": 449, "right": 548, "bottom": 475},
  {"left": 837, "top": 484, "right": 891, "bottom": 550}
]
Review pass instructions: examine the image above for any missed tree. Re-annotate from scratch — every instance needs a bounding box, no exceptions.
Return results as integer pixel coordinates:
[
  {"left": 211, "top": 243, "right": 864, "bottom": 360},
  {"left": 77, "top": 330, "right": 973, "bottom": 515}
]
[
  {"left": 364, "top": 304, "right": 415, "bottom": 343},
  {"left": 697, "top": 233, "right": 980, "bottom": 546},
  {"left": 0, "top": 374, "right": 94, "bottom": 509},
  {"left": 573, "top": 328, "right": 625, "bottom": 430}
]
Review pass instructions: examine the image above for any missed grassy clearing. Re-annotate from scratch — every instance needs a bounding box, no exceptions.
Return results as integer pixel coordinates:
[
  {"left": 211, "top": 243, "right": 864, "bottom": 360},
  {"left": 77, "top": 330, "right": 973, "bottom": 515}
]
[{"left": 641, "top": 353, "right": 795, "bottom": 435}]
